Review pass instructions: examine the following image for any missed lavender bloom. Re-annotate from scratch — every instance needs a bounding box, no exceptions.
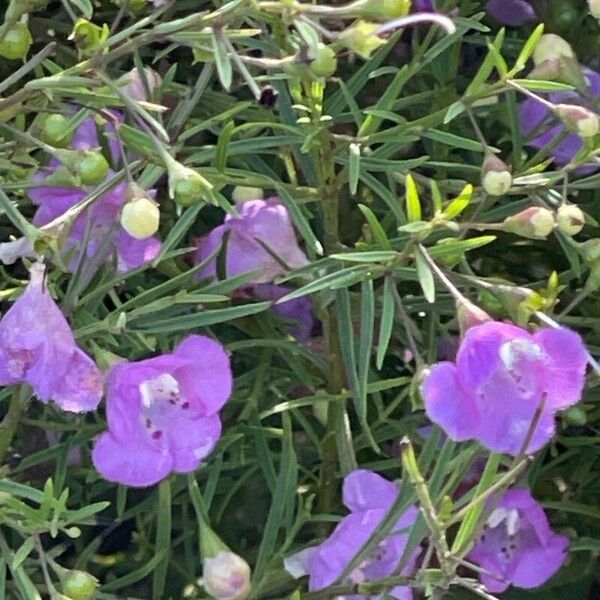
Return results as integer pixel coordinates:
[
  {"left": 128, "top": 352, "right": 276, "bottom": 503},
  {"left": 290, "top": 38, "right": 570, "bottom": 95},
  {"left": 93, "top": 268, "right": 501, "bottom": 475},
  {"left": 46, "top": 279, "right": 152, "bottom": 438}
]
[
  {"left": 519, "top": 67, "right": 600, "bottom": 172},
  {"left": 412, "top": 0, "right": 434, "bottom": 11},
  {"left": 0, "top": 263, "right": 103, "bottom": 412},
  {"left": 29, "top": 115, "right": 160, "bottom": 273},
  {"left": 92, "top": 335, "right": 232, "bottom": 487},
  {"left": 422, "top": 321, "right": 587, "bottom": 455},
  {"left": 285, "top": 470, "right": 419, "bottom": 600},
  {"left": 194, "top": 198, "right": 309, "bottom": 285},
  {"left": 467, "top": 489, "right": 569, "bottom": 593},
  {"left": 253, "top": 284, "right": 314, "bottom": 341},
  {"left": 486, "top": 0, "right": 536, "bottom": 26}
]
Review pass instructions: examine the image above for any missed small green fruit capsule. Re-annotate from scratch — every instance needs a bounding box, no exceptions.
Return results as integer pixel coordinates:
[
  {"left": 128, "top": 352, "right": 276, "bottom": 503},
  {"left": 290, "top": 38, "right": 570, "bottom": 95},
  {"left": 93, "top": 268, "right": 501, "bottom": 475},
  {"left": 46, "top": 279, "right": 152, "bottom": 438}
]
[
  {"left": 309, "top": 44, "right": 337, "bottom": 78},
  {"left": 78, "top": 151, "right": 109, "bottom": 186},
  {"left": 120, "top": 197, "right": 160, "bottom": 239},
  {"left": 173, "top": 175, "right": 204, "bottom": 207},
  {"left": 0, "top": 23, "right": 33, "bottom": 60},
  {"left": 564, "top": 406, "right": 587, "bottom": 427},
  {"left": 61, "top": 570, "right": 99, "bottom": 600},
  {"left": 43, "top": 114, "right": 73, "bottom": 148}
]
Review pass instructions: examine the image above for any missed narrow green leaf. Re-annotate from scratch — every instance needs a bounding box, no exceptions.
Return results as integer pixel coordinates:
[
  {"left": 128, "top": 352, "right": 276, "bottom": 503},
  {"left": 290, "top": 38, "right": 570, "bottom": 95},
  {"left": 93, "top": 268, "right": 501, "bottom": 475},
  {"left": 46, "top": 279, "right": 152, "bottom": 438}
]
[
  {"left": 444, "top": 184, "right": 473, "bottom": 219},
  {"left": 152, "top": 480, "right": 172, "bottom": 600},
  {"left": 211, "top": 31, "right": 233, "bottom": 91},
  {"left": 348, "top": 143, "right": 361, "bottom": 195},
  {"left": 512, "top": 24, "right": 544, "bottom": 74},
  {"left": 405, "top": 174, "right": 421, "bottom": 222},
  {"left": 11, "top": 538, "right": 35, "bottom": 571},
  {"left": 358, "top": 204, "right": 392, "bottom": 250},
  {"left": 376, "top": 277, "right": 395, "bottom": 370},
  {"left": 358, "top": 280, "right": 375, "bottom": 401},
  {"left": 214, "top": 120, "right": 235, "bottom": 172},
  {"left": 415, "top": 251, "right": 435, "bottom": 303}
]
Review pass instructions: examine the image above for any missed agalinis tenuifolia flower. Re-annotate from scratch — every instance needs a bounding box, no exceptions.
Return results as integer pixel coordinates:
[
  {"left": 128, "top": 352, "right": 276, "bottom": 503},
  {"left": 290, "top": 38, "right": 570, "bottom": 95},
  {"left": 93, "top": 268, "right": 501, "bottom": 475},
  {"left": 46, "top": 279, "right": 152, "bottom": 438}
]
[
  {"left": 486, "top": 0, "right": 536, "bottom": 26},
  {"left": 466, "top": 489, "right": 569, "bottom": 593},
  {"left": 29, "top": 114, "right": 160, "bottom": 273},
  {"left": 285, "top": 469, "right": 419, "bottom": 600},
  {"left": 195, "top": 197, "right": 309, "bottom": 284},
  {"left": 422, "top": 321, "right": 587, "bottom": 455},
  {"left": 0, "top": 263, "right": 103, "bottom": 412},
  {"left": 519, "top": 67, "right": 600, "bottom": 172},
  {"left": 195, "top": 198, "right": 313, "bottom": 340},
  {"left": 92, "top": 335, "right": 232, "bottom": 487}
]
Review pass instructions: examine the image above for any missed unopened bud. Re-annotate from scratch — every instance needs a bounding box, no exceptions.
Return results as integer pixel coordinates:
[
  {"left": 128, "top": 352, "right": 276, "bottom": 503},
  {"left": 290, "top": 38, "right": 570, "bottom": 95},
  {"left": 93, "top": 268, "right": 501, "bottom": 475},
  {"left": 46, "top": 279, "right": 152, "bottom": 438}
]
[
  {"left": 168, "top": 161, "right": 213, "bottom": 206},
  {"left": 60, "top": 570, "right": 98, "bottom": 600},
  {"left": 533, "top": 34, "right": 575, "bottom": 66},
  {"left": 362, "top": 0, "right": 411, "bottom": 19},
  {"left": 457, "top": 299, "right": 491, "bottom": 336},
  {"left": 203, "top": 551, "right": 251, "bottom": 600},
  {"left": 0, "top": 23, "right": 33, "bottom": 60},
  {"left": 339, "top": 21, "right": 385, "bottom": 59},
  {"left": 556, "top": 204, "right": 585, "bottom": 236},
  {"left": 308, "top": 44, "right": 337, "bottom": 78},
  {"left": 120, "top": 197, "right": 160, "bottom": 239},
  {"left": 590, "top": 0, "right": 600, "bottom": 18},
  {"left": 481, "top": 155, "right": 512, "bottom": 196},
  {"left": 117, "top": 66, "right": 162, "bottom": 102},
  {"left": 231, "top": 186, "right": 264, "bottom": 203},
  {"left": 503, "top": 207, "right": 555, "bottom": 239},
  {"left": 69, "top": 19, "right": 110, "bottom": 54},
  {"left": 555, "top": 104, "right": 600, "bottom": 138}
]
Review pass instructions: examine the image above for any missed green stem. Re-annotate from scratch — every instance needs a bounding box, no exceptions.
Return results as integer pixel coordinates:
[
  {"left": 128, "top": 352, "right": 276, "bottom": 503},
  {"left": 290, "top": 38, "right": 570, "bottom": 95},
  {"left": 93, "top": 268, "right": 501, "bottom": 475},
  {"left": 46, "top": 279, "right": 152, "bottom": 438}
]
[{"left": 0, "top": 386, "right": 24, "bottom": 466}]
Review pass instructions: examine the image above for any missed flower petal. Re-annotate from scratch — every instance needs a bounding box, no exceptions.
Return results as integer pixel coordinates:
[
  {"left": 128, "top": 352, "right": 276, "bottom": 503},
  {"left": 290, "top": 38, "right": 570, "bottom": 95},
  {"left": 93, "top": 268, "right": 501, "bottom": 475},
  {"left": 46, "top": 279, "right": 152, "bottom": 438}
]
[
  {"left": 167, "top": 413, "right": 222, "bottom": 472},
  {"left": 92, "top": 430, "right": 173, "bottom": 487},
  {"left": 52, "top": 348, "right": 103, "bottom": 412},
  {"left": 422, "top": 362, "right": 481, "bottom": 441},
  {"left": 342, "top": 469, "right": 398, "bottom": 512},
  {"left": 486, "top": 0, "right": 536, "bottom": 26},
  {"left": 512, "top": 535, "right": 569, "bottom": 589}
]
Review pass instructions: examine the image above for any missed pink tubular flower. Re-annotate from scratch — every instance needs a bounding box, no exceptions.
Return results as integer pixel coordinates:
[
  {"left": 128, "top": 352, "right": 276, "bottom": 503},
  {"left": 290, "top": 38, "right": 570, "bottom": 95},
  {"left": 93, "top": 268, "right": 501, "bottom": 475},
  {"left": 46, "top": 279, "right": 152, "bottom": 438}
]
[
  {"left": 92, "top": 335, "right": 233, "bottom": 487},
  {"left": 194, "top": 198, "right": 309, "bottom": 285},
  {"left": 0, "top": 263, "right": 103, "bottom": 412},
  {"left": 467, "top": 489, "right": 569, "bottom": 593},
  {"left": 29, "top": 114, "right": 160, "bottom": 273},
  {"left": 421, "top": 321, "right": 587, "bottom": 455},
  {"left": 285, "top": 470, "right": 419, "bottom": 600}
]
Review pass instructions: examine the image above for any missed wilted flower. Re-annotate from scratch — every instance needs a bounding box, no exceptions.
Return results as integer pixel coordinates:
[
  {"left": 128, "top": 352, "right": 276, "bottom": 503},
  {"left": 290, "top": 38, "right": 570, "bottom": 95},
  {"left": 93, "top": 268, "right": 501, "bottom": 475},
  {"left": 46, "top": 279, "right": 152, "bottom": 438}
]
[
  {"left": 519, "top": 67, "right": 600, "bottom": 172},
  {"left": 253, "top": 284, "right": 315, "bottom": 341},
  {"left": 486, "top": 0, "right": 536, "bottom": 26},
  {"left": 195, "top": 198, "right": 309, "bottom": 285},
  {"left": 467, "top": 489, "right": 569, "bottom": 593},
  {"left": 29, "top": 115, "right": 160, "bottom": 272},
  {"left": 285, "top": 469, "right": 419, "bottom": 600},
  {"left": 0, "top": 263, "right": 103, "bottom": 412},
  {"left": 421, "top": 321, "right": 587, "bottom": 454},
  {"left": 117, "top": 66, "right": 162, "bottom": 102},
  {"left": 92, "top": 335, "right": 232, "bottom": 487}
]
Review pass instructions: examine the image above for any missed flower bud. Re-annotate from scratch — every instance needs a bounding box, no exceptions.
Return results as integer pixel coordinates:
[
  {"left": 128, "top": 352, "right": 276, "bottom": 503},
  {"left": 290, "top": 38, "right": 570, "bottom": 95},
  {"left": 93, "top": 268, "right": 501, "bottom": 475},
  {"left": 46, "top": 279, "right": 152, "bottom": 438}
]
[
  {"left": 117, "top": 66, "right": 162, "bottom": 102},
  {"left": 120, "top": 197, "right": 160, "bottom": 239},
  {"left": 0, "top": 23, "right": 33, "bottom": 60},
  {"left": 339, "top": 21, "right": 385, "bottom": 59},
  {"left": 533, "top": 34, "right": 575, "bottom": 66},
  {"left": 203, "top": 551, "right": 251, "bottom": 600},
  {"left": 457, "top": 299, "right": 491, "bottom": 337},
  {"left": 77, "top": 151, "right": 109, "bottom": 186},
  {"left": 69, "top": 19, "right": 110, "bottom": 55},
  {"left": 481, "top": 155, "right": 512, "bottom": 196},
  {"left": 60, "top": 570, "right": 99, "bottom": 600},
  {"left": 308, "top": 44, "right": 337, "bottom": 78},
  {"left": 556, "top": 204, "right": 585, "bottom": 236},
  {"left": 43, "top": 114, "right": 74, "bottom": 148},
  {"left": 590, "top": 0, "right": 600, "bottom": 18},
  {"left": 564, "top": 406, "right": 587, "bottom": 426},
  {"left": 231, "top": 186, "right": 264, "bottom": 203},
  {"left": 503, "top": 207, "right": 555, "bottom": 239},
  {"left": 167, "top": 160, "right": 213, "bottom": 206},
  {"left": 362, "top": 0, "right": 411, "bottom": 19},
  {"left": 554, "top": 104, "right": 600, "bottom": 138}
]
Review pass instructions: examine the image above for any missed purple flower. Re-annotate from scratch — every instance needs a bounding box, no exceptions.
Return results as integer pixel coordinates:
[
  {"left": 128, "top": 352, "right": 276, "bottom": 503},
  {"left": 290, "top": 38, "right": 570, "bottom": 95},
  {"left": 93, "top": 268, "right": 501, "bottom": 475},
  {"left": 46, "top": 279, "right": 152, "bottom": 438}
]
[
  {"left": 412, "top": 0, "right": 434, "bottom": 11},
  {"left": 285, "top": 470, "right": 419, "bottom": 600},
  {"left": 253, "top": 284, "right": 315, "bottom": 341},
  {"left": 0, "top": 263, "right": 103, "bottom": 412},
  {"left": 422, "top": 321, "right": 587, "bottom": 455},
  {"left": 519, "top": 67, "right": 600, "bottom": 172},
  {"left": 467, "top": 489, "right": 569, "bottom": 593},
  {"left": 29, "top": 115, "right": 160, "bottom": 273},
  {"left": 486, "top": 0, "right": 536, "bottom": 26},
  {"left": 92, "top": 335, "right": 232, "bottom": 487},
  {"left": 195, "top": 198, "right": 309, "bottom": 285}
]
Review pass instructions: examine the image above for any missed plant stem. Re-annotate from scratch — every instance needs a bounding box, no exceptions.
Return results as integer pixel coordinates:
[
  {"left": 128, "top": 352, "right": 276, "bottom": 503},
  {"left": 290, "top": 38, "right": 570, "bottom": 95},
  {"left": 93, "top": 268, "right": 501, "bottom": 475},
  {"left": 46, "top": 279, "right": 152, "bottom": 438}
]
[{"left": 0, "top": 386, "right": 24, "bottom": 466}]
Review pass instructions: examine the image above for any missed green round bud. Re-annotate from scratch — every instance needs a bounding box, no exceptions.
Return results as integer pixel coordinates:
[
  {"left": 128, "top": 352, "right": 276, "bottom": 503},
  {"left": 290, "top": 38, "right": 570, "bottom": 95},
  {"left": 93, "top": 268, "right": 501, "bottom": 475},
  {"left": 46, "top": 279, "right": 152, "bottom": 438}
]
[
  {"left": 43, "top": 114, "right": 73, "bottom": 148},
  {"left": 78, "top": 151, "right": 109, "bottom": 186},
  {"left": 309, "top": 44, "right": 337, "bottom": 78},
  {"left": 564, "top": 406, "right": 587, "bottom": 427},
  {"left": 61, "top": 570, "right": 98, "bottom": 600},
  {"left": 173, "top": 175, "right": 204, "bottom": 206},
  {"left": 0, "top": 23, "right": 33, "bottom": 60}
]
